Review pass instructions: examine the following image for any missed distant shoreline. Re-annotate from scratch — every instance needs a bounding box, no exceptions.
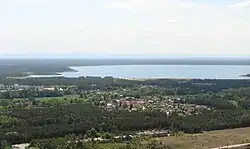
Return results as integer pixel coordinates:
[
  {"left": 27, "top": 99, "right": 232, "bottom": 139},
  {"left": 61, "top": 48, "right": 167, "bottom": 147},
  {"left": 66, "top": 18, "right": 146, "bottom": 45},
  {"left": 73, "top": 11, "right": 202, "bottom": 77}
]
[
  {"left": 240, "top": 74, "right": 250, "bottom": 77},
  {"left": 27, "top": 65, "right": 250, "bottom": 80},
  {"left": 2, "top": 62, "right": 250, "bottom": 79},
  {"left": 123, "top": 77, "right": 193, "bottom": 81}
]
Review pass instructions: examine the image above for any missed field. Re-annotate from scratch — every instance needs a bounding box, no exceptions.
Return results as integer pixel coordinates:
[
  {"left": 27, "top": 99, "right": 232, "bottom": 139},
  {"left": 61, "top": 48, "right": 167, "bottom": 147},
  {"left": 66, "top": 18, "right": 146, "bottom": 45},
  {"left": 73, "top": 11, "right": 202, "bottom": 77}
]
[{"left": 159, "top": 127, "right": 250, "bottom": 149}]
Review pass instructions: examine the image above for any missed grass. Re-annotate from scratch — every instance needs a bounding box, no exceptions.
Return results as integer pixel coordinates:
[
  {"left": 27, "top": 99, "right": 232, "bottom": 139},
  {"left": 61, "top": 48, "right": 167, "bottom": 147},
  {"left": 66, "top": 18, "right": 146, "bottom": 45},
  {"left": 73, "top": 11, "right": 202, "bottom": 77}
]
[{"left": 159, "top": 127, "right": 250, "bottom": 149}]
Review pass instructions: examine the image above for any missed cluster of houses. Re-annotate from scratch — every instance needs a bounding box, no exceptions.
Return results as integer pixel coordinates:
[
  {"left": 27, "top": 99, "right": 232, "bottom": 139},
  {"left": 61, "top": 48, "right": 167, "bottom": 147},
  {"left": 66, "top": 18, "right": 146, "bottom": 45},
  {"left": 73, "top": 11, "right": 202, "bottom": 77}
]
[
  {"left": 101, "top": 94, "right": 211, "bottom": 117},
  {"left": 0, "top": 84, "right": 43, "bottom": 91},
  {"left": 0, "top": 84, "right": 63, "bottom": 93},
  {"left": 77, "top": 130, "right": 171, "bottom": 144}
]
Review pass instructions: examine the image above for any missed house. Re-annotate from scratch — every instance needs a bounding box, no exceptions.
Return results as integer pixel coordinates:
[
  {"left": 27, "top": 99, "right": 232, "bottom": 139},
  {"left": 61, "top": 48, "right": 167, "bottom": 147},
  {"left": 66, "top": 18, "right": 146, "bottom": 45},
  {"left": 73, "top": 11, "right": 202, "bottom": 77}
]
[
  {"left": 0, "top": 84, "right": 5, "bottom": 89},
  {"left": 125, "top": 97, "right": 135, "bottom": 100},
  {"left": 120, "top": 100, "right": 145, "bottom": 107},
  {"left": 43, "top": 87, "right": 55, "bottom": 91},
  {"left": 106, "top": 103, "right": 115, "bottom": 111},
  {"left": 107, "top": 103, "right": 113, "bottom": 107}
]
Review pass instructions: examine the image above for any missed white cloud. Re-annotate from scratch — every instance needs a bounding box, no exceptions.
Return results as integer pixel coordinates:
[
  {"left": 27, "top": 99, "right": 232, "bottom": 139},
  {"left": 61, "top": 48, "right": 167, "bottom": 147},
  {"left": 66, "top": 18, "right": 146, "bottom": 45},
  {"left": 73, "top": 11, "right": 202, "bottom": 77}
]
[
  {"left": 16, "top": 0, "right": 49, "bottom": 5},
  {"left": 104, "top": 0, "right": 135, "bottom": 11},
  {"left": 194, "top": 31, "right": 206, "bottom": 36},
  {"left": 167, "top": 20, "right": 176, "bottom": 24},
  {"left": 119, "top": 23, "right": 125, "bottom": 27},
  {"left": 143, "top": 27, "right": 153, "bottom": 31},
  {"left": 228, "top": 1, "right": 250, "bottom": 8},
  {"left": 104, "top": 0, "right": 208, "bottom": 11},
  {"left": 1, "top": 0, "right": 250, "bottom": 56},
  {"left": 80, "top": 28, "right": 85, "bottom": 32},
  {"left": 223, "top": 29, "right": 233, "bottom": 35},
  {"left": 238, "top": 19, "right": 246, "bottom": 23}
]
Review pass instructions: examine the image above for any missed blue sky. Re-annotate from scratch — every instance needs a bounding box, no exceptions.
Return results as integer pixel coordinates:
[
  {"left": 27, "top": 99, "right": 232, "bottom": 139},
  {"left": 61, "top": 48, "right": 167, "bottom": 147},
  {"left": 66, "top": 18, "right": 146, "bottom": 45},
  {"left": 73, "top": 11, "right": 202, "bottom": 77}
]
[{"left": 0, "top": 0, "right": 250, "bottom": 57}]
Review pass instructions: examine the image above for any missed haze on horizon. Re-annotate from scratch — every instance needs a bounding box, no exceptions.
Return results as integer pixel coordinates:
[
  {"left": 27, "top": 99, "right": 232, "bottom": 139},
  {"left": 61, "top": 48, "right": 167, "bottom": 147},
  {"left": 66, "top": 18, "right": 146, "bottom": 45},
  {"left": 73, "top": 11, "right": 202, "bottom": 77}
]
[{"left": 1, "top": 0, "right": 250, "bottom": 57}]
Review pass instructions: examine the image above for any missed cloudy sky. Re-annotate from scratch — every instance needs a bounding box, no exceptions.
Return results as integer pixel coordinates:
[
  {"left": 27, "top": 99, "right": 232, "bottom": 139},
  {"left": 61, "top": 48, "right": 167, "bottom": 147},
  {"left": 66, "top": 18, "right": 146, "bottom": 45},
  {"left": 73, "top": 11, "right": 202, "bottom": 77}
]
[{"left": 0, "top": 0, "right": 250, "bottom": 57}]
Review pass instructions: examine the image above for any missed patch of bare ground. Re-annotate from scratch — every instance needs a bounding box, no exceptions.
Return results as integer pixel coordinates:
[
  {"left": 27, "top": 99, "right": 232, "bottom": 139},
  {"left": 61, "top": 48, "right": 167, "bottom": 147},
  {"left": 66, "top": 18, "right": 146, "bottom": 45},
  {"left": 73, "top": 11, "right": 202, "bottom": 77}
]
[{"left": 159, "top": 127, "right": 250, "bottom": 149}]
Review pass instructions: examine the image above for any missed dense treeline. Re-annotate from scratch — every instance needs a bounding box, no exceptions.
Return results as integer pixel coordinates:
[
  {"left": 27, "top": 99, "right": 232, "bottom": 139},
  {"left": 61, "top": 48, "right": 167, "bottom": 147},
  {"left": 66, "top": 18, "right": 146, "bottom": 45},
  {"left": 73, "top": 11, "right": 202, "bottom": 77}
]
[
  {"left": 175, "top": 109, "right": 250, "bottom": 133},
  {"left": 184, "top": 87, "right": 250, "bottom": 110},
  {"left": 0, "top": 104, "right": 169, "bottom": 144},
  {"left": 0, "top": 89, "right": 65, "bottom": 99},
  {"left": 0, "top": 77, "right": 118, "bottom": 89},
  {"left": 0, "top": 59, "right": 76, "bottom": 77},
  {"left": 1, "top": 77, "right": 250, "bottom": 93},
  {"left": 244, "top": 74, "right": 250, "bottom": 77},
  {"left": 2, "top": 103, "right": 250, "bottom": 144},
  {"left": 140, "top": 79, "right": 250, "bottom": 93}
]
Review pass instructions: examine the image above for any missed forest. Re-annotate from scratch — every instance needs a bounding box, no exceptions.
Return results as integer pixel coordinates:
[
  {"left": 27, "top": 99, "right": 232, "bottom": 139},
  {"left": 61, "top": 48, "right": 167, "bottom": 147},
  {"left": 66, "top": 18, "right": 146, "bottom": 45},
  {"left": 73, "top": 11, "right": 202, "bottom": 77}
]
[{"left": 0, "top": 77, "right": 250, "bottom": 149}]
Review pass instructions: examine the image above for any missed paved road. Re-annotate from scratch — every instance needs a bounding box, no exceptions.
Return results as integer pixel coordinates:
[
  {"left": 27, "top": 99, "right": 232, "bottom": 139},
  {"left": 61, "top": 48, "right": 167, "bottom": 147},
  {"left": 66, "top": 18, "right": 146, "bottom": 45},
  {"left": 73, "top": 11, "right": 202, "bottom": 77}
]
[{"left": 212, "top": 143, "right": 250, "bottom": 149}]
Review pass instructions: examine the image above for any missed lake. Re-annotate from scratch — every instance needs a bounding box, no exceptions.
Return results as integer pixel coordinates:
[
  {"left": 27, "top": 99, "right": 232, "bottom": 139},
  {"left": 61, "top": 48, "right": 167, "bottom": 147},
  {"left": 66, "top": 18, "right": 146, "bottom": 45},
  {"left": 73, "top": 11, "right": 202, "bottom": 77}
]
[{"left": 42, "top": 65, "right": 250, "bottom": 79}]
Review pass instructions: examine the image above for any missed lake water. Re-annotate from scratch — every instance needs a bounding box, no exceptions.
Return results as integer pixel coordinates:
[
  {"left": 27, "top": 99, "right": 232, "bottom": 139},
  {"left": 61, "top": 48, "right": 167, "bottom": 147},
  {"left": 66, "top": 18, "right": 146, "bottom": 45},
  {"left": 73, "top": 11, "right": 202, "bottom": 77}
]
[{"left": 42, "top": 65, "right": 250, "bottom": 79}]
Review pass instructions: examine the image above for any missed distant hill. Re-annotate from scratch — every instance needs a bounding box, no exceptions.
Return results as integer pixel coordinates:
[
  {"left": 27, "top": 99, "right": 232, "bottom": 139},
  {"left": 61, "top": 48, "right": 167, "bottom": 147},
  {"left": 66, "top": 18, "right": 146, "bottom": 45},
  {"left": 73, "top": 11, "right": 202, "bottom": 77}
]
[
  {"left": 1, "top": 53, "right": 250, "bottom": 60},
  {"left": 241, "top": 74, "right": 250, "bottom": 77}
]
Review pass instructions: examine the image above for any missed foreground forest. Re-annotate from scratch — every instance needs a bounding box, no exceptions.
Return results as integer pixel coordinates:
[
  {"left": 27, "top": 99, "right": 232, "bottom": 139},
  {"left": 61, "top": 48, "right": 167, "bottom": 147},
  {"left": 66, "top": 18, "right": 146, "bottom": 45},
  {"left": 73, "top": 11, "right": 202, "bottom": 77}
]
[{"left": 1, "top": 77, "right": 250, "bottom": 148}]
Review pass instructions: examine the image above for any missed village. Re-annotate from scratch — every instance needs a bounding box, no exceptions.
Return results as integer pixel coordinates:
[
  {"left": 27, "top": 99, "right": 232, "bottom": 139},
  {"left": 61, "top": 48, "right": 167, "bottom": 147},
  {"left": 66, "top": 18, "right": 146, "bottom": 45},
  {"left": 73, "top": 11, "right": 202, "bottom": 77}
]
[
  {"left": 99, "top": 93, "right": 211, "bottom": 118},
  {"left": 0, "top": 84, "right": 64, "bottom": 92},
  {"left": 0, "top": 83, "right": 211, "bottom": 118},
  {"left": 1, "top": 83, "right": 215, "bottom": 149}
]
